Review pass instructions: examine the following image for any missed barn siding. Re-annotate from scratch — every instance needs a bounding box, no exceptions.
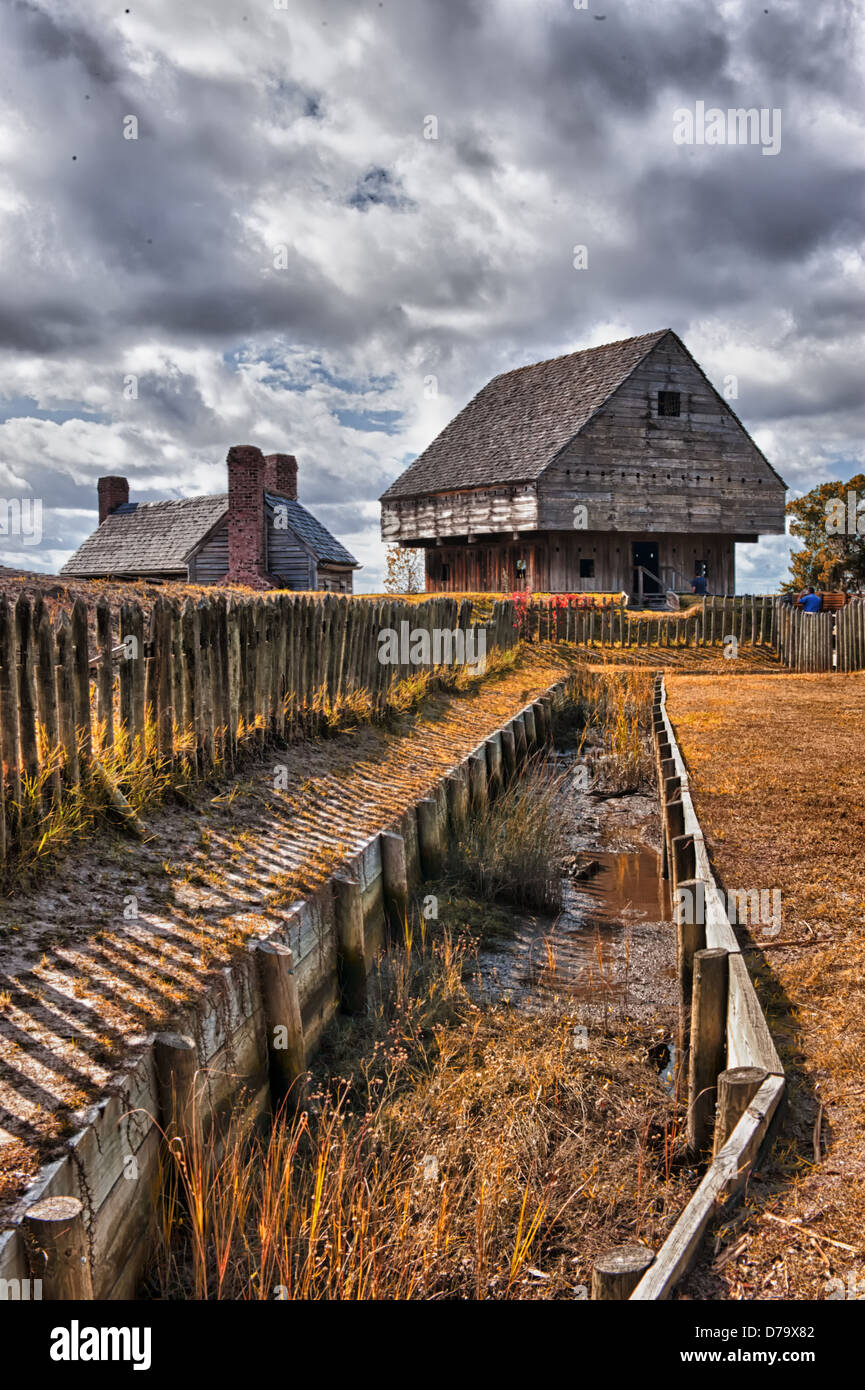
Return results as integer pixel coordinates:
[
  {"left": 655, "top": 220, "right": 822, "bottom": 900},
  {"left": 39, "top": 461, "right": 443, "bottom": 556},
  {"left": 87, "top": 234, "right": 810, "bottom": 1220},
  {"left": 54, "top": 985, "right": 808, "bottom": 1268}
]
[
  {"left": 538, "top": 336, "right": 784, "bottom": 536},
  {"left": 425, "top": 531, "right": 735, "bottom": 595}
]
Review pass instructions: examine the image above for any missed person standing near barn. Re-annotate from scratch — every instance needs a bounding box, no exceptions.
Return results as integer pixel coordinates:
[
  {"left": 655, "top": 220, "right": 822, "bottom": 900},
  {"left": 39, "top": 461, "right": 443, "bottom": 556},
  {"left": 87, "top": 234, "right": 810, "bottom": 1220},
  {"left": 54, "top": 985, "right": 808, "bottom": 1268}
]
[{"left": 797, "top": 587, "right": 823, "bottom": 613}]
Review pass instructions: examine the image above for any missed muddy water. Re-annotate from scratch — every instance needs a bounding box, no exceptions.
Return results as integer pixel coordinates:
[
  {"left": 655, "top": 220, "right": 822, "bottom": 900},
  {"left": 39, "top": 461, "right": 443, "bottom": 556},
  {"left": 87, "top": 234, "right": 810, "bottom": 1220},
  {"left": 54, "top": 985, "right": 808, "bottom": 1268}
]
[{"left": 473, "top": 756, "right": 677, "bottom": 1027}]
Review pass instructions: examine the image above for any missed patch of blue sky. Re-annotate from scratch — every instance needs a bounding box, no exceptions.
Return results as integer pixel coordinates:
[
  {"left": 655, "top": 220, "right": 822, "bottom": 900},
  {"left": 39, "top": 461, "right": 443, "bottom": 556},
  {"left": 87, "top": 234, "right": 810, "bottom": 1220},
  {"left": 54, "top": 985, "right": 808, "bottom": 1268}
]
[
  {"left": 0, "top": 396, "right": 110, "bottom": 425},
  {"left": 335, "top": 408, "right": 402, "bottom": 434}
]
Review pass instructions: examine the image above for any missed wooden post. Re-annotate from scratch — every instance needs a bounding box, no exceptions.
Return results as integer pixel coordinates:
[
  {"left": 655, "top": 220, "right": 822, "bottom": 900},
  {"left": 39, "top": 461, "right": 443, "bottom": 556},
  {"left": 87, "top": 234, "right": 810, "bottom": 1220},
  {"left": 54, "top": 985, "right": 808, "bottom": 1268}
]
[
  {"left": 485, "top": 732, "right": 503, "bottom": 796},
  {"left": 591, "top": 1245, "right": 654, "bottom": 1300},
  {"left": 500, "top": 724, "right": 517, "bottom": 781},
  {"left": 513, "top": 713, "right": 528, "bottom": 764},
  {"left": 381, "top": 829, "right": 409, "bottom": 935},
  {"left": 15, "top": 595, "right": 39, "bottom": 785},
  {"left": 417, "top": 797, "right": 444, "bottom": 877},
  {"left": 95, "top": 599, "right": 114, "bottom": 750},
  {"left": 664, "top": 795, "right": 685, "bottom": 865},
  {"left": 197, "top": 600, "right": 215, "bottom": 765},
  {"left": 674, "top": 877, "right": 706, "bottom": 1099},
  {"left": 469, "top": 750, "right": 487, "bottom": 813},
  {"left": 655, "top": 738, "right": 673, "bottom": 788},
  {"left": 687, "top": 947, "right": 729, "bottom": 1156},
  {"left": 659, "top": 758, "right": 677, "bottom": 789},
  {"left": 71, "top": 598, "right": 92, "bottom": 764},
  {"left": 54, "top": 613, "right": 79, "bottom": 788},
  {"left": 35, "top": 608, "right": 62, "bottom": 806},
  {"left": 124, "top": 602, "right": 145, "bottom": 753},
  {"left": 254, "top": 941, "right": 307, "bottom": 1107},
  {"left": 154, "top": 1032, "right": 200, "bottom": 1139},
  {"left": 671, "top": 833, "right": 696, "bottom": 894},
  {"left": 23, "top": 1195, "right": 94, "bottom": 1300},
  {"left": 0, "top": 597, "right": 21, "bottom": 827},
  {"left": 523, "top": 705, "right": 537, "bottom": 749},
  {"left": 332, "top": 875, "right": 367, "bottom": 1014},
  {"left": 713, "top": 1067, "right": 768, "bottom": 1157},
  {"left": 446, "top": 770, "right": 469, "bottom": 832}
]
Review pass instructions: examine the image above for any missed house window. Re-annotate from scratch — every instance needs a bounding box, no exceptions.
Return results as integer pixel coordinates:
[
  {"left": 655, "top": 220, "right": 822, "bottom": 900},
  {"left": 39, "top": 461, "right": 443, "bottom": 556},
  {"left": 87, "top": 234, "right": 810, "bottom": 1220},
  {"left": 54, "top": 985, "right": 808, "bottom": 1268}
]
[
  {"left": 579, "top": 558, "right": 595, "bottom": 579},
  {"left": 657, "top": 390, "right": 681, "bottom": 417}
]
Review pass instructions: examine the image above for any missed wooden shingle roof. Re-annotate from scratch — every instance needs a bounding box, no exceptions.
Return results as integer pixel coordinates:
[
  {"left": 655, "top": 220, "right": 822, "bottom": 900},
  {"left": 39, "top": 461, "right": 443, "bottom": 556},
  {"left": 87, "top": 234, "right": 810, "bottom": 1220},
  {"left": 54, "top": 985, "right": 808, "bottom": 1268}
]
[
  {"left": 381, "top": 329, "right": 670, "bottom": 500},
  {"left": 61, "top": 496, "right": 228, "bottom": 577},
  {"left": 264, "top": 494, "right": 358, "bottom": 567}
]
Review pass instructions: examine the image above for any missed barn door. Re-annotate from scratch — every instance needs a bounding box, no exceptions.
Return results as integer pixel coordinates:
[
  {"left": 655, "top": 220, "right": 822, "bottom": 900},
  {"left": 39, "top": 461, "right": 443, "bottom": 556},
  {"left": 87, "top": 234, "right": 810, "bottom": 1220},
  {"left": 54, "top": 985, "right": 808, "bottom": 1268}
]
[{"left": 632, "top": 541, "right": 661, "bottom": 596}]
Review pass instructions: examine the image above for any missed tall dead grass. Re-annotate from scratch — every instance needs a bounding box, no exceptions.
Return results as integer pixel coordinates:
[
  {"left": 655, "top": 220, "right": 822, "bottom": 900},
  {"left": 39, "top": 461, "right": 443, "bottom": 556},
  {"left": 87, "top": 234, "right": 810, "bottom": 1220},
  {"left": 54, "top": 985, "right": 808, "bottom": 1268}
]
[
  {"left": 145, "top": 916, "right": 687, "bottom": 1301},
  {"left": 556, "top": 667, "right": 656, "bottom": 792},
  {"left": 450, "top": 754, "right": 570, "bottom": 910}
]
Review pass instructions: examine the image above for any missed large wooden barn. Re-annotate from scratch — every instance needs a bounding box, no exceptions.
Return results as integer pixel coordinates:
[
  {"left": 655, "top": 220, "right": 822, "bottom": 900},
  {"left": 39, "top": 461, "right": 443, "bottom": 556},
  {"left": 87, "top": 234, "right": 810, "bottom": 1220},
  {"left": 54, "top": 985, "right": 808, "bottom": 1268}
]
[{"left": 380, "top": 330, "right": 787, "bottom": 600}]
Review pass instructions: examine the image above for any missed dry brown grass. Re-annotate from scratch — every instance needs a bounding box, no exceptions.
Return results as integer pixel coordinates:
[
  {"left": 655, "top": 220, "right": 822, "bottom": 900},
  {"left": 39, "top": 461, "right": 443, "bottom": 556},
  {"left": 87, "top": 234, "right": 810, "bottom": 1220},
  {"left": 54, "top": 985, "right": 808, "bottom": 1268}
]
[
  {"left": 145, "top": 911, "right": 689, "bottom": 1301},
  {"left": 667, "top": 672, "right": 865, "bottom": 1300}
]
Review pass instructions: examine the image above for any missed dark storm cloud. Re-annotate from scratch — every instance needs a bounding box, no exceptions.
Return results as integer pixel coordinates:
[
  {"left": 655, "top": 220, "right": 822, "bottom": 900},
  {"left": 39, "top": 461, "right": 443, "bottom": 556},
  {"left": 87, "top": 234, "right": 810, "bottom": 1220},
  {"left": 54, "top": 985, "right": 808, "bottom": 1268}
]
[{"left": 12, "top": 0, "right": 120, "bottom": 85}]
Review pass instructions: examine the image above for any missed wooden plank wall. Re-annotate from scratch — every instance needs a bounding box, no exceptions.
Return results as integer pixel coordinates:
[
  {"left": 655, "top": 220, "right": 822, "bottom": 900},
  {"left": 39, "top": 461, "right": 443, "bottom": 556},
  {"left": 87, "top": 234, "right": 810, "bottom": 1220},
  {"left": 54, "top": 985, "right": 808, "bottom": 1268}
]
[
  {"left": 0, "top": 593, "right": 517, "bottom": 880},
  {"left": 424, "top": 532, "right": 736, "bottom": 595},
  {"left": 538, "top": 335, "right": 786, "bottom": 536}
]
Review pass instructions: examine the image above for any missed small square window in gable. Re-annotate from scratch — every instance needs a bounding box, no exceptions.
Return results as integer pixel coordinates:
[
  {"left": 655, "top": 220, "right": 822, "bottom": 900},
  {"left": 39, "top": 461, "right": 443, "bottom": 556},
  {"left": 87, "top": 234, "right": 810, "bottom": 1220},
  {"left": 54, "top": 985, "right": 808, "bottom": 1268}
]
[{"left": 657, "top": 390, "right": 681, "bottom": 417}]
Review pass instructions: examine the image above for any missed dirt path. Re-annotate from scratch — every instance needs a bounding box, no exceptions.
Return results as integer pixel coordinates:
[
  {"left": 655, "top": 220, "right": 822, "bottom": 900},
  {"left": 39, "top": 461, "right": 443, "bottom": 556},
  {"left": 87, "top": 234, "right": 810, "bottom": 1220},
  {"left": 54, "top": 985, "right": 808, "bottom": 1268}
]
[
  {"left": 0, "top": 649, "right": 578, "bottom": 1215},
  {"left": 667, "top": 672, "right": 865, "bottom": 1300}
]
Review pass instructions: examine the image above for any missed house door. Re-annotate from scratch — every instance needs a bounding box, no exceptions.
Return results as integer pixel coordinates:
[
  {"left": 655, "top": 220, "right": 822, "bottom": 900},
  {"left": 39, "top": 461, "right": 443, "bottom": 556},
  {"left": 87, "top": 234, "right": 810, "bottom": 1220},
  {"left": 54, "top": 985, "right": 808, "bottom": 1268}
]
[{"left": 632, "top": 541, "right": 661, "bottom": 596}]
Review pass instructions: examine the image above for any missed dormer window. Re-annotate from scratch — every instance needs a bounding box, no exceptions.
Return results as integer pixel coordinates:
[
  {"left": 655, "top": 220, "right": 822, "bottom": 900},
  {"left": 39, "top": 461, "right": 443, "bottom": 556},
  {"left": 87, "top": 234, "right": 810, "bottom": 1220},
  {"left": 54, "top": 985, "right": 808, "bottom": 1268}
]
[{"left": 657, "top": 390, "right": 681, "bottom": 417}]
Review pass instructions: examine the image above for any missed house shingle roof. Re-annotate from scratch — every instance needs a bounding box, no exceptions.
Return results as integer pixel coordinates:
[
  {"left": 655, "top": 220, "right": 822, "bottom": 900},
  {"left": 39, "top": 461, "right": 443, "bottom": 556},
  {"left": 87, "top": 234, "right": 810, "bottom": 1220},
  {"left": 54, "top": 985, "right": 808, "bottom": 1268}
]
[
  {"left": 380, "top": 329, "right": 670, "bottom": 500},
  {"left": 264, "top": 494, "right": 358, "bottom": 567},
  {"left": 61, "top": 496, "right": 228, "bottom": 577},
  {"left": 61, "top": 491, "right": 359, "bottom": 578}
]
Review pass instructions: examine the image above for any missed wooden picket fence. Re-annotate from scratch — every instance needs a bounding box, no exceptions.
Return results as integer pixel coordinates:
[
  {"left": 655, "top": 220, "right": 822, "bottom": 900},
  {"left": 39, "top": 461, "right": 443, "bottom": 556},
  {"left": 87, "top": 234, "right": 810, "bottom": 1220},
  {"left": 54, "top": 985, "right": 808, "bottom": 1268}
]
[
  {"left": 0, "top": 591, "right": 517, "bottom": 875},
  {"left": 528, "top": 594, "right": 778, "bottom": 649},
  {"left": 837, "top": 597, "right": 865, "bottom": 671},
  {"left": 777, "top": 597, "right": 865, "bottom": 672},
  {"left": 524, "top": 591, "right": 865, "bottom": 671}
]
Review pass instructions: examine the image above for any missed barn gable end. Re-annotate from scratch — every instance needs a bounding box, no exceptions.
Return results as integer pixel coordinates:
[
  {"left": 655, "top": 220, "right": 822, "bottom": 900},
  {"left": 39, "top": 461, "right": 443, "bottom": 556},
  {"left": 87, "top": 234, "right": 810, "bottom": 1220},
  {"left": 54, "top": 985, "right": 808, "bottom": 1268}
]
[{"left": 537, "top": 332, "right": 785, "bottom": 537}]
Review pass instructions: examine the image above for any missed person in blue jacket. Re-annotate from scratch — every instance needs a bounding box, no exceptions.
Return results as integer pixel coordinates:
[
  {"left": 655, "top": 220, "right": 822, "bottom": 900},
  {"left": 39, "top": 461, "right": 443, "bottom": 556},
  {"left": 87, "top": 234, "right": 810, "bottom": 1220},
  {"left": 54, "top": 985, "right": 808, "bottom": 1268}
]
[{"left": 797, "top": 587, "right": 823, "bottom": 613}]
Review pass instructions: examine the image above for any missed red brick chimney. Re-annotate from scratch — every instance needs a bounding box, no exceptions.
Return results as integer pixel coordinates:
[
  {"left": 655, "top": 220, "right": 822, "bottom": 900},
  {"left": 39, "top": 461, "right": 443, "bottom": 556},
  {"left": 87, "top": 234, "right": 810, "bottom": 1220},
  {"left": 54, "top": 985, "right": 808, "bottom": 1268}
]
[
  {"left": 98, "top": 476, "right": 129, "bottom": 524},
  {"left": 226, "top": 445, "right": 272, "bottom": 587},
  {"left": 263, "top": 453, "right": 298, "bottom": 500}
]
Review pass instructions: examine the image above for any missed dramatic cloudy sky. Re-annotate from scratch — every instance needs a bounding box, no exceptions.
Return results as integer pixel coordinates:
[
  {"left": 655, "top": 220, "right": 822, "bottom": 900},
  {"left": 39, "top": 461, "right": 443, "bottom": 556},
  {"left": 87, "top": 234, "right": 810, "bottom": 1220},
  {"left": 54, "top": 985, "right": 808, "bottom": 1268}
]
[{"left": 0, "top": 0, "right": 863, "bottom": 589}]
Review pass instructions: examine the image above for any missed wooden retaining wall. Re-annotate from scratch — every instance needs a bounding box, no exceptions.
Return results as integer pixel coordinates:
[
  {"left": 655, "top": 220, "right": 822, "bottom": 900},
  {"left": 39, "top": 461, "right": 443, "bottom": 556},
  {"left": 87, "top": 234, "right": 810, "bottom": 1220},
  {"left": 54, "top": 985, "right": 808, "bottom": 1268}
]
[
  {"left": 0, "top": 592, "right": 517, "bottom": 879},
  {"left": 0, "top": 681, "right": 563, "bottom": 1302},
  {"left": 627, "top": 675, "right": 785, "bottom": 1300}
]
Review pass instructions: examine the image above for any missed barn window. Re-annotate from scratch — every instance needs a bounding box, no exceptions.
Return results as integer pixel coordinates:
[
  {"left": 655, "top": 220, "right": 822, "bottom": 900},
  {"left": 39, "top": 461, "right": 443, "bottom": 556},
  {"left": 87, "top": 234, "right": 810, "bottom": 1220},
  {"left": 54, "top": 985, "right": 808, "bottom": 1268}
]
[
  {"left": 441, "top": 563, "right": 450, "bottom": 581},
  {"left": 579, "top": 558, "right": 595, "bottom": 579},
  {"left": 657, "top": 390, "right": 681, "bottom": 417}
]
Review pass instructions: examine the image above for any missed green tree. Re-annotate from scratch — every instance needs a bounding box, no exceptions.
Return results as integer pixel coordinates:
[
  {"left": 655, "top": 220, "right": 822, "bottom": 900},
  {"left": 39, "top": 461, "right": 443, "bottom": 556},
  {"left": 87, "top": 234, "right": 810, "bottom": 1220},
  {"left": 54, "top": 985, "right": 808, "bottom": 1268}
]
[
  {"left": 383, "top": 544, "right": 425, "bottom": 594},
  {"left": 784, "top": 474, "right": 865, "bottom": 592}
]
